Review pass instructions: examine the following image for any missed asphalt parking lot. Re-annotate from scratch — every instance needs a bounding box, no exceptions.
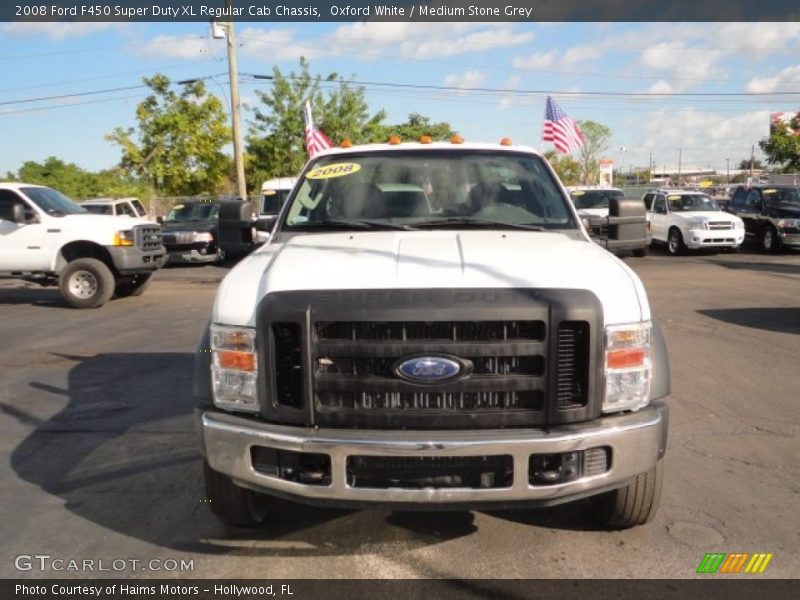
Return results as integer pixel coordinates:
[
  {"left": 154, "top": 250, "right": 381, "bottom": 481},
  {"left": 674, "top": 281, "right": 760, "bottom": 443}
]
[{"left": 1, "top": 245, "right": 798, "bottom": 579}]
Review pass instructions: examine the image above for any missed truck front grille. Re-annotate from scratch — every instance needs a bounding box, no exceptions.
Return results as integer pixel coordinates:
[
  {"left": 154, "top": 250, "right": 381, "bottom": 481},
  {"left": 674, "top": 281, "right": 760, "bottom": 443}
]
[
  {"left": 135, "top": 226, "right": 163, "bottom": 250},
  {"left": 708, "top": 221, "right": 733, "bottom": 230},
  {"left": 162, "top": 231, "right": 194, "bottom": 246},
  {"left": 258, "top": 289, "right": 601, "bottom": 429}
]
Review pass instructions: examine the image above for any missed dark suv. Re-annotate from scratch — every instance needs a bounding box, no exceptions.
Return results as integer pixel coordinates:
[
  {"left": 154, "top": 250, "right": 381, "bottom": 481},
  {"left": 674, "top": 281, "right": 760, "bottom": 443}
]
[
  {"left": 160, "top": 199, "right": 222, "bottom": 264},
  {"left": 725, "top": 185, "right": 800, "bottom": 252}
]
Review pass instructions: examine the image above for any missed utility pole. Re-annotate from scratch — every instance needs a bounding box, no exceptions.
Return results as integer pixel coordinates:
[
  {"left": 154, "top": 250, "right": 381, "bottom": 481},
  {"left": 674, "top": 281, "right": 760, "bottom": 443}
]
[
  {"left": 224, "top": 0, "right": 246, "bottom": 201},
  {"left": 726, "top": 158, "right": 730, "bottom": 184},
  {"left": 750, "top": 144, "right": 755, "bottom": 178},
  {"left": 678, "top": 148, "right": 682, "bottom": 186}
]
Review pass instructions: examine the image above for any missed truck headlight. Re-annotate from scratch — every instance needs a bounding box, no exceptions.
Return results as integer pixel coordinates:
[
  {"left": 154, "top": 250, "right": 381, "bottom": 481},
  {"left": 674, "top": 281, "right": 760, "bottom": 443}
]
[
  {"left": 210, "top": 324, "right": 258, "bottom": 413},
  {"left": 686, "top": 220, "right": 707, "bottom": 231},
  {"left": 776, "top": 218, "right": 799, "bottom": 229},
  {"left": 603, "top": 322, "right": 651, "bottom": 414},
  {"left": 194, "top": 232, "right": 214, "bottom": 242},
  {"left": 113, "top": 230, "right": 135, "bottom": 246}
]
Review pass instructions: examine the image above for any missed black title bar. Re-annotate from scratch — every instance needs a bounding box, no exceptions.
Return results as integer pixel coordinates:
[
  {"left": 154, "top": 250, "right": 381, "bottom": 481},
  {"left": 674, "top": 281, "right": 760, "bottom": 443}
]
[{"left": 4, "top": 0, "right": 800, "bottom": 22}]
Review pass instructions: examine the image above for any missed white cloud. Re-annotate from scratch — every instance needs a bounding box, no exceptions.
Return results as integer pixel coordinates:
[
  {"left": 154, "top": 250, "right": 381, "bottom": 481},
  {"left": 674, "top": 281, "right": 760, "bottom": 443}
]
[
  {"left": 746, "top": 64, "right": 800, "bottom": 93},
  {"left": 0, "top": 22, "right": 127, "bottom": 40},
  {"left": 444, "top": 70, "right": 486, "bottom": 94},
  {"left": 646, "top": 80, "right": 675, "bottom": 95},
  {"left": 327, "top": 22, "right": 533, "bottom": 60},
  {"left": 512, "top": 51, "right": 556, "bottom": 70},
  {"left": 137, "top": 34, "right": 220, "bottom": 60},
  {"left": 561, "top": 46, "right": 601, "bottom": 66},
  {"left": 239, "top": 28, "right": 317, "bottom": 62},
  {"left": 632, "top": 109, "right": 770, "bottom": 168}
]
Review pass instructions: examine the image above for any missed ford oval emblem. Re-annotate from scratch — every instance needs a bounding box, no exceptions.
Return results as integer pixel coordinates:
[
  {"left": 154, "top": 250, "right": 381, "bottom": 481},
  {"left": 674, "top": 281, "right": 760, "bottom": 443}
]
[{"left": 395, "top": 356, "right": 463, "bottom": 383}]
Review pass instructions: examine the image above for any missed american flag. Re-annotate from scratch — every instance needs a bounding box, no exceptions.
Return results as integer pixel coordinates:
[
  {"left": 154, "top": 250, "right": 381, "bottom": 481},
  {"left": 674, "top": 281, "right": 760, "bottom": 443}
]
[
  {"left": 304, "top": 100, "right": 332, "bottom": 158},
  {"left": 542, "top": 96, "right": 585, "bottom": 154}
]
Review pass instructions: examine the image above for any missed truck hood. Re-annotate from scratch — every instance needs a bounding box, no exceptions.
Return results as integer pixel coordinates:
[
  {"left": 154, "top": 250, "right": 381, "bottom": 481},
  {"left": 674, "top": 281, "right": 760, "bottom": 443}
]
[
  {"left": 214, "top": 231, "right": 650, "bottom": 327},
  {"left": 64, "top": 213, "right": 156, "bottom": 228},
  {"left": 673, "top": 211, "right": 739, "bottom": 222},
  {"left": 577, "top": 208, "right": 609, "bottom": 218}
]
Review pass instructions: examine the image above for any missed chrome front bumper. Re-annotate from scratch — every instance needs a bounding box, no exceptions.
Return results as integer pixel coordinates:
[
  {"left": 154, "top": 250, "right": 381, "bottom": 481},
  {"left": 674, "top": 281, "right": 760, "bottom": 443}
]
[{"left": 199, "top": 402, "right": 668, "bottom": 506}]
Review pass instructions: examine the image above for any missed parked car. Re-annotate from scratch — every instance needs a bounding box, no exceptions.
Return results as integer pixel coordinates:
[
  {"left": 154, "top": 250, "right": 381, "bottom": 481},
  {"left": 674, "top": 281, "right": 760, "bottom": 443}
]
[
  {"left": 195, "top": 139, "right": 669, "bottom": 530},
  {"left": 724, "top": 185, "right": 800, "bottom": 253},
  {"left": 643, "top": 189, "right": 744, "bottom": 255},
  {"left": 160, "top": 199, "right": 223, "bottom": 264},
  {"left": 0, "top": 183, "right": 164, "bottom": 307},
  {"left": 567, "top": 186, "right": 650, "bottom": 257},
  {"left": 81, "top": 197, "right": 148, "bottom": 219},
  {"left": 255, "top": 178, "right": 297, "bottom": 244}
]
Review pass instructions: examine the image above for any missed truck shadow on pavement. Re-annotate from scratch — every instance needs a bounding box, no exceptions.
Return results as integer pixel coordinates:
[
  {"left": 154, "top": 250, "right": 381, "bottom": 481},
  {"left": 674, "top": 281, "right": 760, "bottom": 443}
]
[
  {"left": 10, "top": 352, "right": 538, "bottom": 558},
  {"left": 698, "top": 307, "right": 800, "bottom": 335},
  {"left": 0, "top": 287, "right": 67, "bottom": 307}
]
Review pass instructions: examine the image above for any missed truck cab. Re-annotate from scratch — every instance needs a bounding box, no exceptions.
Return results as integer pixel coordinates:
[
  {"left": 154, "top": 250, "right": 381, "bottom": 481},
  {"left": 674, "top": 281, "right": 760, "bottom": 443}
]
[{"left": 195, "top": 141, "right": 669, "bottom": 529}]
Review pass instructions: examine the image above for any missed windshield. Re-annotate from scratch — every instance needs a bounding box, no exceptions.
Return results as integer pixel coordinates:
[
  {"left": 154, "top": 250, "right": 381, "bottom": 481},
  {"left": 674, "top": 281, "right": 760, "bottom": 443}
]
[
  {"left": 22, "top": 187, "right": 86, "bottom": 215},
  {"left": 261, "top": 189, "right": 291, "bottom": 216},
  {"left": 83, "top": 204, "right": 112, "bottom": 215},
  {"left": 570, "top": 189, "right": 623, "bottom": 209},
  {"left": 762, "top": 188, "right": 800, "bottom": 205},
  {"left": 131, "top": 199, "right": 147, "bottom": 217},
  {"left": 667, "top": 194, "right": 719, "bottom": 212},
  {"left": 283, "top": 150, "right": 575, "bottom": 231},
  {"left": 165, "top": 202, "right": 220, "bottom": 223}
]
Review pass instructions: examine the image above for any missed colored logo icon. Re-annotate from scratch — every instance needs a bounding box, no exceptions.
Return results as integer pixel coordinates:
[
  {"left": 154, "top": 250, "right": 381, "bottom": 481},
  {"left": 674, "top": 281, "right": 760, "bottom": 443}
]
[{"left": 696, "top": 552, "right": 773, "bottom": 574}]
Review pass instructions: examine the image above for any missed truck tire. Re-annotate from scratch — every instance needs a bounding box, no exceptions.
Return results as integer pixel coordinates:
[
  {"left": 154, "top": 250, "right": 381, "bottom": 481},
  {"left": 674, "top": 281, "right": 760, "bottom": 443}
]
[
  {"left": 762, "top": 225, "right": 781, "bottom": 254},
  {"left": 591, "top": 460, "right": 663, "bottom": 529},
  {"left": 203, "top": 462, "right": 269, "bottom": 527},
  {"left": 59, "top": 258, "right": 115, "bottom": 309},
  {"left": 114, "top": 273, "right": 153, "bottom": 298},
  {"left": 667, "top": 228, "right": 686, "bottom": 256}
]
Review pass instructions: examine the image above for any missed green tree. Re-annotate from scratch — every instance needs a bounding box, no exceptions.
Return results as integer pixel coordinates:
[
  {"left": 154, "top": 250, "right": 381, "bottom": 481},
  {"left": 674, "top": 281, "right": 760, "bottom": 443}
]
[
  {"left": 13, "top": 157, "right": 97, "bottom": 198},
  {"left": 106, "top": 74, "right": 231, "bottom": 196},
  {"left": 544, "top": 150, "right": 581, "bottom": 185},
  {"left": 577, "top": 120, "right": 611, "bottom": 184},
  {"left": 760, "top": 113, "right": 800, "bottom": 172},
  {"left": 371, "top": 113, "right": 454, "bottom": 142},
  {"left": 246, "top": 58, "right": 386, "bottom": 186}
]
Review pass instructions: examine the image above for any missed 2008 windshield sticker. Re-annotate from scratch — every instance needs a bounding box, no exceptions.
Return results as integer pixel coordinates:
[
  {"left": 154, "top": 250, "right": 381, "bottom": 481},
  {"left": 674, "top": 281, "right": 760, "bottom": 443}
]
[{"left": 306, "top": 163, "right": 361, "bottom": 180}]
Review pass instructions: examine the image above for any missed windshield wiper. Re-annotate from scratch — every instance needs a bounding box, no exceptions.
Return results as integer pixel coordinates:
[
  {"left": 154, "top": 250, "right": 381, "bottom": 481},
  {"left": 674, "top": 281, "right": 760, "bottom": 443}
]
[
  {"left": 289, "top": 219, "right": 414, "bottom": 231},
  {"left": 412, "top": 217, "right": 545, "bottom": 231}
]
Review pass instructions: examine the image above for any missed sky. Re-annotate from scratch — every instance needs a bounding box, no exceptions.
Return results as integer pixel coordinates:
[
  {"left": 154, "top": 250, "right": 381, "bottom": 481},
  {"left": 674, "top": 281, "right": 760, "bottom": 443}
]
[{"left": 1, "top": 21, "right": 799, "bottom": 178}]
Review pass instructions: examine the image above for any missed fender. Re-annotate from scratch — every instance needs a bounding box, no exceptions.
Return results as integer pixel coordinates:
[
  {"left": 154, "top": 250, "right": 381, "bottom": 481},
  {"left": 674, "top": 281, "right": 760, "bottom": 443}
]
[{"left": 650, "top": 318, "right": 670, "bottom": 401}]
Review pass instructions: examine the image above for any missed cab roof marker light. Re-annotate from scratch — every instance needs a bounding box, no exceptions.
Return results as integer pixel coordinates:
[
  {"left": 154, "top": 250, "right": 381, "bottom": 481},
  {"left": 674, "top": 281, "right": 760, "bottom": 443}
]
[
  {"left": 450, "top": 134, "right": 464, "bottom": 144},
  {"left": 419, "top": 135, "right": 433, "bottom": 144},
  {"left": 340, "top": 139, "right": 352, "bottom": 148},
  {"left": 388, "top": 135, "right": 401, "bottom": 145},
  {"left": 500, "top": 137, "right": 513, "bottom": 146}
]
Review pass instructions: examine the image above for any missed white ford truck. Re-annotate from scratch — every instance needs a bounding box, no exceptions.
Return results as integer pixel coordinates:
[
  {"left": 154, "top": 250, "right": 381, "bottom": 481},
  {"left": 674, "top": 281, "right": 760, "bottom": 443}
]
[
  {"left": 195, "top": 141, "right": 670, "bottom": 529},
  {"left": 0, "top": 183, "right": 165, "bottom": 308}
]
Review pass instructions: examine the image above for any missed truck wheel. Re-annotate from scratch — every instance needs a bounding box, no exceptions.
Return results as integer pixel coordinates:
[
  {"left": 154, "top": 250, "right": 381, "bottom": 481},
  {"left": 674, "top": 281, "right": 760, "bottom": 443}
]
[
  {"left": 114, "top": 273, "right": 153, "bottom": 298},
  {"left": 59, "top": 258, "right": 115, "bottom": 309},
  {"left": 632, "top": 246, "right": 649, "bottom": 257},
  {"left": 762, "top": 225, "right": 781, "bottom": 254},
  {"left": 591, "top": 460, "right": 663, "bottom": 529},
  {"left": 667, "top": 228, "right": 686, "bottom": 256},
  {"left": 203, "top": 462, "right": 269, "bottom": 527}
]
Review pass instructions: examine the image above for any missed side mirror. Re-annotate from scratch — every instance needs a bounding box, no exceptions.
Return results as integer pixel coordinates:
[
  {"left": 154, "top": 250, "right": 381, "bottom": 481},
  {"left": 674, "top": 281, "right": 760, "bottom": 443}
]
[
  {"left": 13, "top": 203, "right": 26, "bottom": 223},
  {"left": 156, "top": 216, "right": 164, "bottom": 224}
]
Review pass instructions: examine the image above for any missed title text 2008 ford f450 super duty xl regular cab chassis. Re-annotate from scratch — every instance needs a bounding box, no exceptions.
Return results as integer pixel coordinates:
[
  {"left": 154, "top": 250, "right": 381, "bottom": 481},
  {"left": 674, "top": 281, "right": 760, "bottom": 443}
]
[{"left": 195, "top": 141, "right": 669, "bottom": 529}]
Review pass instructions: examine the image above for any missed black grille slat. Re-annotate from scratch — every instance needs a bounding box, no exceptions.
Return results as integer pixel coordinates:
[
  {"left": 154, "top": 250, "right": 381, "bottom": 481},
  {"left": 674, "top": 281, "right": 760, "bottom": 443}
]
[
  {"left": 555, "top": 321, "right": 590, "bottom": 408},
  {"left": 272, "top": 322, "right": 304, "bottom": 407},
  {"left": 348, "top": 455, "right": 514, "bottom": 489},
  {"left": 316, "top": 320, "right": 545, "bottom": 342},
  {"left": 320, "top": 390, "right": 544, "bottom": 412},
  {"left": 318, "top": 355, "right": 544, "bottom": 377}
]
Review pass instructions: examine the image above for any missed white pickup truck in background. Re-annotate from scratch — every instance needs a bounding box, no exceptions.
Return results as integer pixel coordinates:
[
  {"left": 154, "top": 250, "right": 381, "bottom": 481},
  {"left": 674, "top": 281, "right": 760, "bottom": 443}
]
[{"left": 0, "top": 183, "right": 165, "bottom": 308}]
